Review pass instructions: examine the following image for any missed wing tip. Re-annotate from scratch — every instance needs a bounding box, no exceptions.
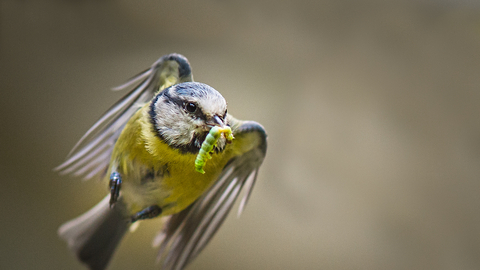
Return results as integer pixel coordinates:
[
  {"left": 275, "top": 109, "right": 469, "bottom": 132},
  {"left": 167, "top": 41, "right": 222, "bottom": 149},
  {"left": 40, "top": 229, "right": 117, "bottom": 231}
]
[{"left": 238, "top": 121, "right": 267, "bottom": 155}]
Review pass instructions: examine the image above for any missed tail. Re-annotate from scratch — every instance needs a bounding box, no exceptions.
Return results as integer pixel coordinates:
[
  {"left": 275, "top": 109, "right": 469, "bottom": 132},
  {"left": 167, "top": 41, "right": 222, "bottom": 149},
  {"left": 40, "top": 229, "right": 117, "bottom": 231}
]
[{"left": 58, "top": 196, "right": 129, "bottom": 270}]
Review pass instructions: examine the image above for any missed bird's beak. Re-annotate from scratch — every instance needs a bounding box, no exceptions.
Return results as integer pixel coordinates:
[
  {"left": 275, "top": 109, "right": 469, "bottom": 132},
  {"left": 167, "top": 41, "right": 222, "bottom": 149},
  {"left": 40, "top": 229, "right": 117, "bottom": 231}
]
[{"left": 206, "top": 115, "right": 224, "bottom": 128}]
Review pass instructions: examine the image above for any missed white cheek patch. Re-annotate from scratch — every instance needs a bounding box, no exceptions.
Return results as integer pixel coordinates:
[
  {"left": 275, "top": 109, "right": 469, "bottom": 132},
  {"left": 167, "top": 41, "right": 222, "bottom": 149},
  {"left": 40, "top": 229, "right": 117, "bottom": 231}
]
[{"left": 153, "top": 99, "right": 196, "bottom": 146}]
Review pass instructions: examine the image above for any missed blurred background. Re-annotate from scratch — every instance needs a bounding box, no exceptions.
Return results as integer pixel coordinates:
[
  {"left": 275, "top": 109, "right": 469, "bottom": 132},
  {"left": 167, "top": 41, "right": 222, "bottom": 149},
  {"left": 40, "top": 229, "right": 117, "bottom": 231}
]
[{"left": 1, "top": 1, "right": 480, "bottom": 269}]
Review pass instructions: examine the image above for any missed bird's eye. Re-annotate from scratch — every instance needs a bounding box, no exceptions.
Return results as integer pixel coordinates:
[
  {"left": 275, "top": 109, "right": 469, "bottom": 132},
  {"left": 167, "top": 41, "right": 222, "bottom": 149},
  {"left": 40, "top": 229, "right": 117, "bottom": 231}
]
[{"left": 184, "top": 102, "right": 197, "bottom": 113}]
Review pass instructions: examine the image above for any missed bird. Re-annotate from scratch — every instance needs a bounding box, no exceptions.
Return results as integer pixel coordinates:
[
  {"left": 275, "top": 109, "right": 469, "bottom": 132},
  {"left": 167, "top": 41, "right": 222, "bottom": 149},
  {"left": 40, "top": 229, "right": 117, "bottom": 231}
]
[{"left": 55, "top": 53, "right": 267, "bottom": 270}]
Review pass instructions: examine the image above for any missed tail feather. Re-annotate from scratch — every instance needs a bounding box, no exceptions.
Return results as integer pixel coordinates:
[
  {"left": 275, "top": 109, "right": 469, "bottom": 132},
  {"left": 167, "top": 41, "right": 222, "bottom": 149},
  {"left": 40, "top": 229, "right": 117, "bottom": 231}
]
[{"left": 59, "top": 196, "right": 129, "bottom": 270}]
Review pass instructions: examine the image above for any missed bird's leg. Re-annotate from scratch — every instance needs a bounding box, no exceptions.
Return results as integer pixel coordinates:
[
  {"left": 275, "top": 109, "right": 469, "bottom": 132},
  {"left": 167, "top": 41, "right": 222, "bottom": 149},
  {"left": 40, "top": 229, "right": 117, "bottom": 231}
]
[
  {"left": 131, "top": 205, "right": 163, "bottom": 223},
  {"left": 109, "top": 172, "right": 122, "bottom": 208}
]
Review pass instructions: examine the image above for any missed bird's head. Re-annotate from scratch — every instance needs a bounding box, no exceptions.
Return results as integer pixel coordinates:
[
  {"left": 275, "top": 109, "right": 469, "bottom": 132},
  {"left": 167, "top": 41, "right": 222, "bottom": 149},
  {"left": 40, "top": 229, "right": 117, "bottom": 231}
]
[{"left": 150, "top": 82, "right": 229, "bottom": 154}]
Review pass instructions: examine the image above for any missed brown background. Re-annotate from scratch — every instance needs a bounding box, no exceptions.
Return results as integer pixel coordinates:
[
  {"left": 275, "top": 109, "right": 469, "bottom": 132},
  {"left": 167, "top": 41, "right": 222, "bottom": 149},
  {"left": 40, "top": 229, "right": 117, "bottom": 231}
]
[{"left": 1, "top": 1, "right": 480, "bottom": 269}]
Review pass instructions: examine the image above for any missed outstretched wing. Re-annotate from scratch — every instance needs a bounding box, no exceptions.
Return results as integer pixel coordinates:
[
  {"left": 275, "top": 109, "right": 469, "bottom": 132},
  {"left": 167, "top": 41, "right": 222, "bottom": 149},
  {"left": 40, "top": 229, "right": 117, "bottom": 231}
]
[
  {"left": 154, "top": 121, "right": 267, "bottom": 270},
  {"left": 55, "top": 53, "right": 193, "bottom": 180}
]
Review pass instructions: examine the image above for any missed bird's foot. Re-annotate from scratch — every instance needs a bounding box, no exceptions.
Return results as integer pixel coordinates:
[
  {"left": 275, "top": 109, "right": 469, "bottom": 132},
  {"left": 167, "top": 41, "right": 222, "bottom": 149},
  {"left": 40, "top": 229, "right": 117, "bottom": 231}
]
[
  {"left": 131, "top": 205, "right": 163, "bottom": 223},
  {"left": 109, "top": 172, "right": 122, "bottom": 208}
]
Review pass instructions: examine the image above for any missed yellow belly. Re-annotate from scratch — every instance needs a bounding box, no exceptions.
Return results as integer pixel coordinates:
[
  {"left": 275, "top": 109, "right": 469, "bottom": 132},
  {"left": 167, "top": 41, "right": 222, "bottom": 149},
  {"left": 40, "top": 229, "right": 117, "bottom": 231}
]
[{"left": 118, "top": 151, "right": 230, "bottom": 216}]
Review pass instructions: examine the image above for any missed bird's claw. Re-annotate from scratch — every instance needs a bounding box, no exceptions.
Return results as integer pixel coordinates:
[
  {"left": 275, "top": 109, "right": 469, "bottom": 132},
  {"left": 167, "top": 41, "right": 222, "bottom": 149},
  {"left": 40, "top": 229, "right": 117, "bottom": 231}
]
[
  {"left": 131, "top": 205, "right": 162, "bottom": 223},
  {"left": 109, "top": 172, "right": 122, "bottom": 208}
]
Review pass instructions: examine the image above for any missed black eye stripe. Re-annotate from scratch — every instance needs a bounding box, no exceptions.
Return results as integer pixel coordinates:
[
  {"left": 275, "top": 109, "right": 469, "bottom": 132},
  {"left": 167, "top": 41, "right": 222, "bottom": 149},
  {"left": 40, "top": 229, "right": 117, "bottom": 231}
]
[
  {"left": 161, "top": 87, "right": 210, "bottom": 122},
  {"left": 194, "top": 107, "right": 207, "bottom": 121},
  {"left": 163, "top": 90, "right": 184, "bottom": 108}
]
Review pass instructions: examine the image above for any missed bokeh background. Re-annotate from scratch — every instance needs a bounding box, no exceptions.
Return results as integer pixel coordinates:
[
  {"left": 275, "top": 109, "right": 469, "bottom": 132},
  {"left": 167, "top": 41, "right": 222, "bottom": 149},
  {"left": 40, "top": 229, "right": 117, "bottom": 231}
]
[{"left": 1, "top": 1, "right": 480, "bottom": 269}]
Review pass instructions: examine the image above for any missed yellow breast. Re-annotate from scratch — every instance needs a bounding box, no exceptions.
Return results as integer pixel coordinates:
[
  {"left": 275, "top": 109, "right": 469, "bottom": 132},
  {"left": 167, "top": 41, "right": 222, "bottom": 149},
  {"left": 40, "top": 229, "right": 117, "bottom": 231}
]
[{"left": 107, "top": 105, "right": 235, "bottom": 216}]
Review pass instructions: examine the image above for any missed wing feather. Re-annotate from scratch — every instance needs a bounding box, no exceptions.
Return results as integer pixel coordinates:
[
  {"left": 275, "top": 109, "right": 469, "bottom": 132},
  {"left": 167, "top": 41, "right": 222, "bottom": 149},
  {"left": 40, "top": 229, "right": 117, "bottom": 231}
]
[
  {"left": 237, "top": 170, "right": 258, "bottom": 217},
  {"left": 55, "top": 53, "right": 193, "bottom": 180}
]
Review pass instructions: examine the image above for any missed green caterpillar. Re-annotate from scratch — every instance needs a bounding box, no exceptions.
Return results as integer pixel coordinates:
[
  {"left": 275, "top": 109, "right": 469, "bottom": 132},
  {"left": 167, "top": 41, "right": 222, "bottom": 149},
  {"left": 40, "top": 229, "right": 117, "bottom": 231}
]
[{"left": 195, "top": 126, "right": 234, "bottom": 174}]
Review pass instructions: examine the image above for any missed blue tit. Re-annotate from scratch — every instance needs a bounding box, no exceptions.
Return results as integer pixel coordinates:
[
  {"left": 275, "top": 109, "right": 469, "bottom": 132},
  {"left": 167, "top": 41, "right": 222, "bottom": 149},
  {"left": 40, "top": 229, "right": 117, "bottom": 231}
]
[{"left": 56, "top": 53, "right": 267, "bottom": 270}]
